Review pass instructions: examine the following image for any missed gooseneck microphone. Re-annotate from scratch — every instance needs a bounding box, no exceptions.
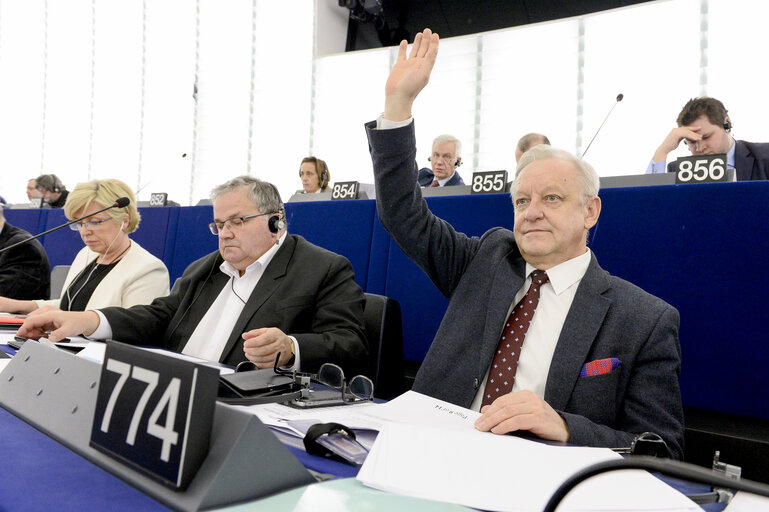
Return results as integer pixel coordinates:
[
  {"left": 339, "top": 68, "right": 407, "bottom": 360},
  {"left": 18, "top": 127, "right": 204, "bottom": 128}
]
[
  {"left": 581, "top": 93, "right": 624, "bottom": 159},
  {"left": 0, "top": 197, "right": 131, "bottom": 255}
]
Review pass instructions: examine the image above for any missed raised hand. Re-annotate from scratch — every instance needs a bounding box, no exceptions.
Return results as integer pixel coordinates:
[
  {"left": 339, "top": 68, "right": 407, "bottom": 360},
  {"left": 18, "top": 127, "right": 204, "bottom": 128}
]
[
  {"left": 384, "top": 28, "right": 440, "bottom": 122},
  {"left": 652, "top": 125, "right": 702, "bottom": 162}
]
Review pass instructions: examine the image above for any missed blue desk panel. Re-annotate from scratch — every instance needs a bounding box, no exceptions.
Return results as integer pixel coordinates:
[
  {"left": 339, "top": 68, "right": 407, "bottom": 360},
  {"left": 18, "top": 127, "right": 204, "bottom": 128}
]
[
  {"left": 285, "top": 199, "right": 376, "bottom": 290},
  {"left": 166, "top": 205, "right": 218, "bottom": 284},
  {"left": 379, "top": 193, "right": 516, "bottom": 363},
  {"left": 40, "top": 208, "right": 84, "bottom": 268},
  {"left": 132, "top": 206, "right": 176, "bottom": 266},
  {"left": 591, "top": 182, "right": 769, "bottom": 420},
  {"left": 0, "top": 406, "right": 169, "bottom": 511},
  {"left": 3, "top": 208, "right": 48, "bottom": 236}
]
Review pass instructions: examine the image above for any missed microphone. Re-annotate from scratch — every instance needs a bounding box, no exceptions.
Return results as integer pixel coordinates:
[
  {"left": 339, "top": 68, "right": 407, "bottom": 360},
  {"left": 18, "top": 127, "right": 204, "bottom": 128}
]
[
  {"left": 0, "top": 197, "right": 131, "bottom": 255},
  {"left": 581, "top": 93, "right": 624, "bottom": 159}
]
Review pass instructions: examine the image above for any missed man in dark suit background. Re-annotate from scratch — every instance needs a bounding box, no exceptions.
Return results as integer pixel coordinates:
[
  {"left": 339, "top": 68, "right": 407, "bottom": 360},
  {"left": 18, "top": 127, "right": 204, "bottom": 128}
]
[
  {"left": 645, "top": 96, "right": 769, "bottom": 181},
  {"left": 367, "top": 29, "right": 683, "bottom": 457},
  {"left": 0, "top": 206, "right": 50, "bottom": 300},
  {"left": 18, "top": 176, "right": 367, "bottom": 375},
  {"left": 417, "top": 133, "right": 465, "bottom": 187}
]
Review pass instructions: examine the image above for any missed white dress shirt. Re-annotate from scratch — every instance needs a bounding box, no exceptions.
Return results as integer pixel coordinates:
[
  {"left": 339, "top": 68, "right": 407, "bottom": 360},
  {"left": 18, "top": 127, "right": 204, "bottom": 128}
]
[{"left": 470, "top": 249, "right": 592, "bottom": 411}]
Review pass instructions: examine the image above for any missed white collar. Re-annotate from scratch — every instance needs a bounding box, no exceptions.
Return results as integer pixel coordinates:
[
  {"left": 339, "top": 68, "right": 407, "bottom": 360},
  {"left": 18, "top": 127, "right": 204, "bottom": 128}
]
[{"left": 525, "top": 249, "right": 591, "bottom": 295}]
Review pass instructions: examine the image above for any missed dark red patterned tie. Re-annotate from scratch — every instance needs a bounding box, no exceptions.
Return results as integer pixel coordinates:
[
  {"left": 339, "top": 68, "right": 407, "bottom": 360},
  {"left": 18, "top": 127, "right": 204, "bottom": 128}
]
[
  {"left": 481, "top": 270, "right": 549, "bottom": 407},
  {"left": 430, "top": 179, "right": 440, "bottom": 187}
]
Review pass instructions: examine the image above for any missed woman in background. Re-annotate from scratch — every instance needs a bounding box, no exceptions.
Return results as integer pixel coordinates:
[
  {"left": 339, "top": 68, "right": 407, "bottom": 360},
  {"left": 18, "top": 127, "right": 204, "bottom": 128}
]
[
  {"left": 298, "top": 156, "right": 332, "bottom": 193},
  {"left": 0, "top": 178, "right": 169, "bottom": 313}
]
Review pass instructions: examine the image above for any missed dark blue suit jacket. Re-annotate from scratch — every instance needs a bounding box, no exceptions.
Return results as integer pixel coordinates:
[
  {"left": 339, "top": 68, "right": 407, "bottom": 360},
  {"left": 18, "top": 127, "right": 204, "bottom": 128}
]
[
  {"left": 367, "top": 119, "right": 684, "bottom": 458},
  {"left": 666, "top": 139, "right": 769, "bottom": 181},
  {"left": 417, "top": 167, "right": 465, "bottom": 187}
]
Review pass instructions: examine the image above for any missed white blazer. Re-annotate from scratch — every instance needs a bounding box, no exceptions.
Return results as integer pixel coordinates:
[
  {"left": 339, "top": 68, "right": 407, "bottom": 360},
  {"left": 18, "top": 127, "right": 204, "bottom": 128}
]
[{"left": 36, "top": 240, "right": 169, "bottom": 311}]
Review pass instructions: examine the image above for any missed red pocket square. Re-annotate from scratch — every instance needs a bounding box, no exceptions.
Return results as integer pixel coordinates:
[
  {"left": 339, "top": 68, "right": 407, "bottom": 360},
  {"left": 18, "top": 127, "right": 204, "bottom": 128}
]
[{"left": 580, "top": 358, "right": 621, "bottom": 377}]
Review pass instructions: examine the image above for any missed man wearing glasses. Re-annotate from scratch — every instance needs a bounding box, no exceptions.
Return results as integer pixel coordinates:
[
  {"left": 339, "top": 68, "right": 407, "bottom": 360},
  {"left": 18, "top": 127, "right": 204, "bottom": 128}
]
[
  {"left": 644, "top": 97, "right": 769, "bottom": 181},
  {"left": 417, "top": 134, "right": 465, "bottom": 187},
  {"left": 18, "top": 176, "right": 368, "bottom": 375}
]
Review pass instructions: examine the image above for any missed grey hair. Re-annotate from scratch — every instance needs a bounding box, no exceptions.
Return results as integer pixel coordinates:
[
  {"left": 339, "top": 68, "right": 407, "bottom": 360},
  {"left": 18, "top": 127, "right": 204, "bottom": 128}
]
[
  {"left": 513, "top": 145, "right": 600, "bottom": 202},
  {"left": 432, "top": 134, "right": 462, "bottom": 158},
  {"left": 210, "top": 175, "right": 284, "bottom": 216}
]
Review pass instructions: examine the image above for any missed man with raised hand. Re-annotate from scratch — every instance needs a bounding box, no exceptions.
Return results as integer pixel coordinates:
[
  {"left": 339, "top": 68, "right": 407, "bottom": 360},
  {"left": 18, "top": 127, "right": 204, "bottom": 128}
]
[{"left": 365, "top": 29, "right": 683, "bottom": 457}]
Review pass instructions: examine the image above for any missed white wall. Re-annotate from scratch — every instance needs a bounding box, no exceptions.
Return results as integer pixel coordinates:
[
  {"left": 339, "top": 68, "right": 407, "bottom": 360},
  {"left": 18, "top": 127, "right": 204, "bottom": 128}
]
[{"left": 1, "top": 0, "right": 767, "bottom": 206}]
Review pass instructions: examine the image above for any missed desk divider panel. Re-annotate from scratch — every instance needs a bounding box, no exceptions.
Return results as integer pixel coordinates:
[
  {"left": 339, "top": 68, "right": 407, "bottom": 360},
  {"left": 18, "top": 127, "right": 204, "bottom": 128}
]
[
  {"left": 40, "top": 208, "right": 84, "bottom": 268},
  {"left": 0, "top": 342, "right": 314, "bottom": 511},
  {"left": 132, "top": 206, "right": 175, "bottom": 265},
  {"left": 591, "top": 181, "right": 769, "bottom": 421},
  {"left": 285, "top": 199, "right": 376, "bottom": 290},
  {"left": 381, "top": 193, "right": 516, "bottom": 363},
  {"left": 3, "top": 208, "right": 48, "bottom": 236},
  {"left": 167, "top": 205, "right": 218, "bottom": 284}
]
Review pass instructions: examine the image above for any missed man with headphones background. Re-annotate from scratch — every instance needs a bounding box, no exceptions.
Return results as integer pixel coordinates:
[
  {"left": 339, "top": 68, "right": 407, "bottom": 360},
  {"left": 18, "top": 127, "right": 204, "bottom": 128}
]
[
  {"left": 35, "top": 173, "right": 69, "bottom": 207},
  {"left": 18, "top": 175, "right": 368, "bottom": 377},
  {"left": 298, "top": 156, "right": 332, "bottom": 193},
  {"left": 645, "top": 97, "right": 769, "bottom": 181},
  {"left": 417, "top": 134, "right": 465, "bottom": 187}
]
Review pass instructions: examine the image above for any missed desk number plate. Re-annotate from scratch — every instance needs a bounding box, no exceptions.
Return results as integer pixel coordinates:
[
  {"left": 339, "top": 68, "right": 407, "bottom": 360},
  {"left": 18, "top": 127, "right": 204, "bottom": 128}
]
[
  {"left": 675, "top": 154, "right": 728, "bottom": 184},
  {"left": 331, "top": 181, "right": 359, "bottom": 200},
  {"left": 149, "top": 193, "right": 168, "bottom": 206},
  {"left": 471, "top": 170, "right": 508, "bottom": 194},
  {"left": 90, "top": 341, "right": 218, "bottom": 489}
]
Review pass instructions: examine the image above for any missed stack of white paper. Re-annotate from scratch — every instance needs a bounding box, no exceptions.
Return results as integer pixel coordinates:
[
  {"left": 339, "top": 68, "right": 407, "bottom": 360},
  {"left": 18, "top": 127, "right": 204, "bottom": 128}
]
[{"left": 357, "top": 395, "right": 701, "bottom": 512}]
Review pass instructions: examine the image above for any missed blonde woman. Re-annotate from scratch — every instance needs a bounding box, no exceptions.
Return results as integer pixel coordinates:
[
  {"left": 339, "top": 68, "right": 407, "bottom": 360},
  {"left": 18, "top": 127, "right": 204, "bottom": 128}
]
[{"left": 0, "top": 178, "right": 169, "bottom": 313}]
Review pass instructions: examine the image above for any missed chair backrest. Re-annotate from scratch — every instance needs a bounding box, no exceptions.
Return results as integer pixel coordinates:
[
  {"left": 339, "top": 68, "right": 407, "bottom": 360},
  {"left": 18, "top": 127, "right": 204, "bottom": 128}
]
[
  {"left": 49, "top": 265, "right": 71, "bottom": 299},
  {"left": 362, "top": 293, "right": 405, "bottom": 399}
]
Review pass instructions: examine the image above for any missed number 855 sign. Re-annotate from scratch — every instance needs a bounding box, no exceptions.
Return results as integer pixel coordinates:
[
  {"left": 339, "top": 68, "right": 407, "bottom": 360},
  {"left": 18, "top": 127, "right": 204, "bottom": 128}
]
[
  {"left": 90, "top": 342, "right": 218, "bottom": 489},
  {"left": 471, "top": 171, "right": 508, "bottom": 194}
]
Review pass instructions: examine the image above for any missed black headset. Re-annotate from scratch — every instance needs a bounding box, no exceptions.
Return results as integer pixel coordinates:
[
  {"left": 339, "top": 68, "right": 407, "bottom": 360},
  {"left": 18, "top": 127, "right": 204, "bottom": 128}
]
[
  {"left": 267, "top": 183, "right": 286, "bottom": 234},
  {"left": 268, "top": 214, "right": 286, "bottom": 234},
  {"left": 39, "top": 174, "right": 62, "bottom": 193},
  {"left": 723, "top": 118, "right": 732, "bottom": 132}
]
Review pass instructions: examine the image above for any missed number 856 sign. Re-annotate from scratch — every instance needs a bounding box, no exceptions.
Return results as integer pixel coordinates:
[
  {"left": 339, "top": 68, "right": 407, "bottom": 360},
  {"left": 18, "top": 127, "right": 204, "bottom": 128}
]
[
  {"left": 675, "top": 154, "right": 728, "bottom": 184},
  {"left": 89, "top": 342, "right": 218, "bottom": 489}
]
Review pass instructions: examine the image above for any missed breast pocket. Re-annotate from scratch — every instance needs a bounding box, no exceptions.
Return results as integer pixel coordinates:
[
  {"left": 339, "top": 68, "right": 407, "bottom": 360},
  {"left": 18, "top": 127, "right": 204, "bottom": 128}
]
[{"left": 568, "top": 370, "right": 621, "bottom": 426}]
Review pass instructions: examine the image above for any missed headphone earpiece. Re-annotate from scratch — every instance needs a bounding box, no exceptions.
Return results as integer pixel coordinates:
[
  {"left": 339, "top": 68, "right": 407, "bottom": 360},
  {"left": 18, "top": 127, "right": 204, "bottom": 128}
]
[
  {"left": 50, "top": 175, "right": 61, "bottom": 193},
  {"left": 268, "top": 215, "right": 286, "bottom": 234},
  {"left": 723, "top": 119, "right": 732, "bottom": 132}
]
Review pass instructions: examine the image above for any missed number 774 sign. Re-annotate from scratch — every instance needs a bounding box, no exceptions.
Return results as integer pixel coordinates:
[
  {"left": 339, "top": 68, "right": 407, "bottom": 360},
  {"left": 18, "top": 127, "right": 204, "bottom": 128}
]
[{"left": 89, "top": 341, "right": 219, "bottom": 489}]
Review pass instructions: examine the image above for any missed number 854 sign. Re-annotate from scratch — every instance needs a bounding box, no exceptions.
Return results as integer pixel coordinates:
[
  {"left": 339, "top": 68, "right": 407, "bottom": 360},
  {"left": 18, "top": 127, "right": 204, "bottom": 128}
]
[{"left": 90, "top": 341, "right": 219, "bottom": 489}]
